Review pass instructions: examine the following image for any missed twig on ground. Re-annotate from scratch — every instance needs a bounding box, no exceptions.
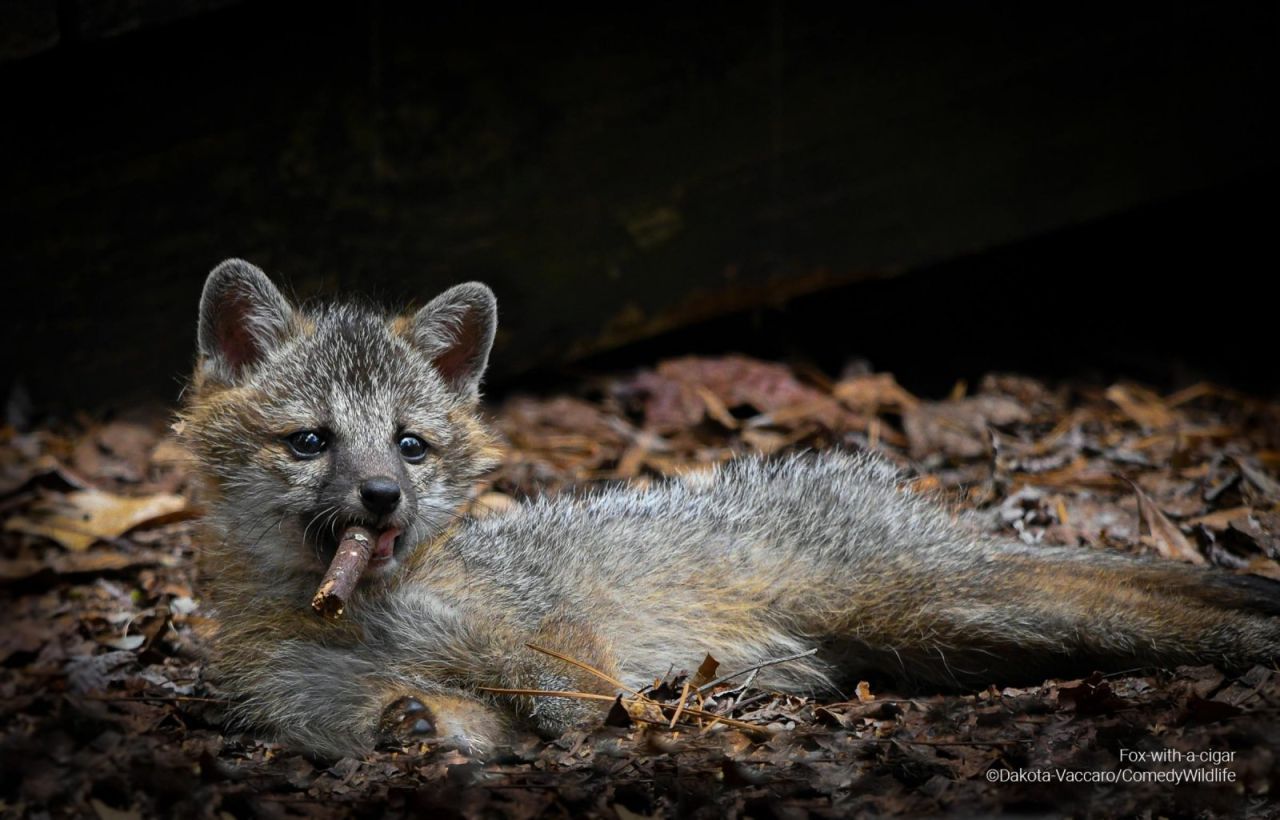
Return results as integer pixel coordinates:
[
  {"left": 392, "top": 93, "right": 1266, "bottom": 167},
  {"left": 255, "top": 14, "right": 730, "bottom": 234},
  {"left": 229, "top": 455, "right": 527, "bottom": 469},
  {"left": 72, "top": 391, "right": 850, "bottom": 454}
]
[{"left": 697, "top": 647, "right": 819, "bottom": 695}]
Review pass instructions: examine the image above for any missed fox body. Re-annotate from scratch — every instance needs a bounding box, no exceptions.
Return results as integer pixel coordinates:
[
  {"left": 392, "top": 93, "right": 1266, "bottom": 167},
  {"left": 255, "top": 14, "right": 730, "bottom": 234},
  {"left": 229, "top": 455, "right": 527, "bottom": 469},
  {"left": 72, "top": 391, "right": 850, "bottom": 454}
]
[{"left": 181, "top": 260, "right": 1280, "bottom": 758}]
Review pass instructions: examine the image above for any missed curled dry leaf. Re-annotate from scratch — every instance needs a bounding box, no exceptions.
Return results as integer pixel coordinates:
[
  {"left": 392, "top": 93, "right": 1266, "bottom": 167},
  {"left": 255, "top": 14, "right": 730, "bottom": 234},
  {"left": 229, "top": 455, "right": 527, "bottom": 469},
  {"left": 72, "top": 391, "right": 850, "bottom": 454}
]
[
  {"left": 1234, "top": 456, "right": 1280, "bottom": 501},
  {"left": 902, "top": 396, "right": 1030, "bottom": 460},
  {"left": 0, "top": 548, "right": 177, "bottom": 583},
  {"left": 4, "top": 489, "right": 189, "bottom": 551},
  {"left": 691, "top": 654, "right": 721, "bottom": 688},
  {"left": 1126, "top": 479, "right": 1205, "bottom": 565},
  {"left": 632, "top": 355, "right": 856, "bottom": 433},
  {"left": 1105, "top": 384, "right": 1178, "bottom": 431},
  {"left": 832, "top": 373, "right": 919, "bottom": 414}
]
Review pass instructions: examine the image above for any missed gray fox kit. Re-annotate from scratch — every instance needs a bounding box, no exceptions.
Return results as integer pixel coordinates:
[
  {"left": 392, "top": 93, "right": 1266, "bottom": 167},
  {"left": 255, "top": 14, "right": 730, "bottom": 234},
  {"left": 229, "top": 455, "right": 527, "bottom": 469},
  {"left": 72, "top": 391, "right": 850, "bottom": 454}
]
[{"left": 180, "top": 259, "right": 1280, "bottom": 758}]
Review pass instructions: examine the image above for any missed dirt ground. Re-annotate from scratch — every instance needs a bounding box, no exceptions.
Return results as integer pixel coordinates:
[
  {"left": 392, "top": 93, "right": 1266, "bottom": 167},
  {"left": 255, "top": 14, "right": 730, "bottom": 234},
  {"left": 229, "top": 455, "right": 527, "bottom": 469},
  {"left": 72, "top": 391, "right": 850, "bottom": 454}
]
[{"left": 2, "top": 356, "right": 1279, "bottom": 818}]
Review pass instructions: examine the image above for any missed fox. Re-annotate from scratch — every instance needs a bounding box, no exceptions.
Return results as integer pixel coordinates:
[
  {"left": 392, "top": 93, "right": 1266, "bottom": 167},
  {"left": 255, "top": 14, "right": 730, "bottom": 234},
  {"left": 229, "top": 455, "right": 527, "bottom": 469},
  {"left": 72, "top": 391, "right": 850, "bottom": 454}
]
[{"left": 179, "top": 258, "right": 1280, "bottom": 759}]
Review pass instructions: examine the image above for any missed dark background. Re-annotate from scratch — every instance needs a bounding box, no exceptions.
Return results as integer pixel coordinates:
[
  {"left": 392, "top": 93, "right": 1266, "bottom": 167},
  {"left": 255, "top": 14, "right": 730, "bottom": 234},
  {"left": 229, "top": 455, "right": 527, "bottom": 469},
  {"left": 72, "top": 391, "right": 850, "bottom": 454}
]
[{"left": 1, "top": 1, "right": 1277, "bottom": 411}]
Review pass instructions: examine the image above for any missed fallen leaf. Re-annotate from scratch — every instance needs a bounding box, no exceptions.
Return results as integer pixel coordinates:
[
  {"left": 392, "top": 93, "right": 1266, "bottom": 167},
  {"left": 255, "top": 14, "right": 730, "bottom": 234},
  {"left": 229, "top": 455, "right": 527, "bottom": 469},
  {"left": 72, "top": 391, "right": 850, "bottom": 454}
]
[
  {"left": 65, "top": 650, "right": 137, "bottom": 694},
  {"left": 90, "top": 799, "right": 142, "bottom": 820},
  {"left": 903, "top": 396, "right": 1030, "bottom": 459},
  {"left": 1058, "top": 672, "right": 1126, "bottom": 715},
  {"left": 1234, "top": 456, "right": 1280, "bottom": 501},
  {"left": 1126, "top": 479, "right": 1205, "bottom": 565},
  {"left": 691, "top": 654, "right": 720, "bottom": 689},
  {"left": 631, "top": 356, "right": 856, "bottom": 433},
  {"left": 0, "top": 618, "right": 50, "bottom": 663},
  {"left": 1185, "top": 506, "right": 1251, "bottom": 530},
  {"left": 605, "top": 695, "right": 633, "bottom": 727},
  {"left": 0, "top": 457, "right": 89, "bottom": 498},
  {"left": 0, "top": 549, "right": 177, "bottom": 583},
  {"left": 4, "top": 489, "right": 189, "bottom": 551},
  {"left": 1106, "top": 384, "right": 1178, "bottom": 430},
  {"left": 1183, "top": 694, "right": 1244, "bottom": 724},
  {"left": 1244, "top": 557, "right": 1280, "bottom": 581},
  {"left": 832, "top": 373, "right": 919, "bottom": 414}
]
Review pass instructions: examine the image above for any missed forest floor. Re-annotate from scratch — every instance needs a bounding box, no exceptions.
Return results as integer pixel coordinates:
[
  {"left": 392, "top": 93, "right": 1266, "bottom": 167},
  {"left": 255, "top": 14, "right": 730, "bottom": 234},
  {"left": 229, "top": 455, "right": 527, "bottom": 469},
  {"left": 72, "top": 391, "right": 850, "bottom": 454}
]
[{"left": 2, "top": 355, "right": 1279, "bottom": 818}]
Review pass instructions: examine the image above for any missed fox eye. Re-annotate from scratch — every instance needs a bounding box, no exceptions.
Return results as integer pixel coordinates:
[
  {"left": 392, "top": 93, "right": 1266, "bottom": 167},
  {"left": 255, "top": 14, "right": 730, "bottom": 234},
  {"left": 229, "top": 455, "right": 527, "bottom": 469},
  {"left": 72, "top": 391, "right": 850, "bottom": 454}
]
[
  {"left": 398, "top": 434, "right": 429, "bottom": 463},
  {"left": 285, "top": 430, "right": 327, "bottom": 459}
]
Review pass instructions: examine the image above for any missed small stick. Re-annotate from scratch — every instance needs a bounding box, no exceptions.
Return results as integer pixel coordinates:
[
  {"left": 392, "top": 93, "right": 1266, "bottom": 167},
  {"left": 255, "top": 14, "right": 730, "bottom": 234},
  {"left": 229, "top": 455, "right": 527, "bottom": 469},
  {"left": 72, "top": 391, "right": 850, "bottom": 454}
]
[
  {"left": 668, "top": 679, "right": 695, "bottom": 728},
  {"left": 481, "top": 687, "right": 771, "bottom": 737},
  {"left": 311, "top": 525, "right": 375, "bottom": 620},
  {"left": 696, "top": 647, "right": 819, "bottom": 695}
]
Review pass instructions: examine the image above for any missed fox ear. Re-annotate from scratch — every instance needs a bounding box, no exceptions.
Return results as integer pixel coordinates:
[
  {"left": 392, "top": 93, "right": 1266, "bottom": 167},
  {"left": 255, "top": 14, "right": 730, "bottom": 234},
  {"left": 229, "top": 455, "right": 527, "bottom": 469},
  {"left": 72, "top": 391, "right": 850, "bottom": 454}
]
[
  {"left": 198, "top": 259, "right": 295, "bottom": 383},
  {"left": 410, "top": 282, "right": 497, "bottom": 400}
]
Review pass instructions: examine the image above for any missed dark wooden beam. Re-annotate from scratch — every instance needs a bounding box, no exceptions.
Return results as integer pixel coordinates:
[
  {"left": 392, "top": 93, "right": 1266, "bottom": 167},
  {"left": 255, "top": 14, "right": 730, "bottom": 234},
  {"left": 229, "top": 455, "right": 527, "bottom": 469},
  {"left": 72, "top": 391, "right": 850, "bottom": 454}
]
[{"left": 1, "top": 2, "right": 1276, "bottom": 406}]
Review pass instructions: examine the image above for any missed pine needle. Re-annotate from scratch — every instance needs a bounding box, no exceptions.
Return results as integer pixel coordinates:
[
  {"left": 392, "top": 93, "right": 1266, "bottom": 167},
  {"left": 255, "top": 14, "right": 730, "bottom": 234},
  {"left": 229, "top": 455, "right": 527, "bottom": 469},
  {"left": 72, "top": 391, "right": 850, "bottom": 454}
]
[
  {"left": 477, "top": 687, "right": 618, "bottom": 702},
  {"left": 524, "top": 642, "right": 637, "bottom": 694}
]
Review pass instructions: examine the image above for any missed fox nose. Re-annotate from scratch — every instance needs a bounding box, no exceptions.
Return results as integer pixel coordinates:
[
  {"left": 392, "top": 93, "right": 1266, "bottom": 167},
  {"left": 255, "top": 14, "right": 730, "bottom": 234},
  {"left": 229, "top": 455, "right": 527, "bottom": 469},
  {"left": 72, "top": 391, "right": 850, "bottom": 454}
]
[{"left": 359, "top": 476, "right": 401, "bottom": 514}]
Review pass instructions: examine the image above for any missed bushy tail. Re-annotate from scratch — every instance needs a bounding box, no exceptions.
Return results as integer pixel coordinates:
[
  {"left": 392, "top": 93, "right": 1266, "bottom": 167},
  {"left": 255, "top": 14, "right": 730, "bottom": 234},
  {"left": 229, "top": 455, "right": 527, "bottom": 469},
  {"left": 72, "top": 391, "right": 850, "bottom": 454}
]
[{"left": 819, "top": 545, "right": 1280, "bottom": 690}]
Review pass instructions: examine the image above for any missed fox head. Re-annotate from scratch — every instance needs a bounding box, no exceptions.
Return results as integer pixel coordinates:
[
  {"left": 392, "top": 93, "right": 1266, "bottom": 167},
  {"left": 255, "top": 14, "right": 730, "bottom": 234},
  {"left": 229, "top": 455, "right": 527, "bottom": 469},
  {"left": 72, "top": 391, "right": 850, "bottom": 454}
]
[{"left": 180, "top": 259, "right": 500, "bottom": 587}]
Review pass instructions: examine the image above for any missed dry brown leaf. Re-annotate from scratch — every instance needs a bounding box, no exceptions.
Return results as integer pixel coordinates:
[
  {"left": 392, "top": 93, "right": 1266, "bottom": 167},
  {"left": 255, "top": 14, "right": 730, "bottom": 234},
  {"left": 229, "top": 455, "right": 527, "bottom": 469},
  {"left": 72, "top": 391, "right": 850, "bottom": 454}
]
[
  {"left": 739, "top": 428, "right": 790, "bottom": 455},
  {"left": 634, "top": 356, "right": 856, "bottom": 433},
  {"left": 902, "top": 396, "right": 1030, "bottom": 459},
  {"left": 0, "top": 549, "right": 177, "bottom": 583},
  {"left": 1106, "top": 384, "right": 1178, "bottom": 430},
  {"left": 832, "top": 373, "right": 919, "bottom": 414},
  {"left": 4, "top": 489, "right": 188, "bottom": 551},
  {"left": 1245, "top": 557, "right": 1280, "bottom": 580},
  {"left": 1163, "top": 381, "right": 1247, "bottom": 408},
  {"left": 1185, "top": 506, "right": 1252, "bottom": 530},
  {"left": 90, "top": 798, "right": 142, "bottom": 820},
  {"left": 1012, "top": 456, "right": 1125, "bottom": 491},
  {"left": 855, "top": 681, "right": 874, "bottom": 703},
  {"left": 611, "top": 445, "right": 647, "bottom": 478},
  {"left": 692, "top": 385, "right": 739, "bottom": 430},
  {"left": 1126, "top": 479, "right": 1205, "bottom": 565},
  {"left": 691, "top": 654, "right": 720, "bottom": 689},
  {"left": 1234, "top": 456, "right": 1280, "bottom": 501}
]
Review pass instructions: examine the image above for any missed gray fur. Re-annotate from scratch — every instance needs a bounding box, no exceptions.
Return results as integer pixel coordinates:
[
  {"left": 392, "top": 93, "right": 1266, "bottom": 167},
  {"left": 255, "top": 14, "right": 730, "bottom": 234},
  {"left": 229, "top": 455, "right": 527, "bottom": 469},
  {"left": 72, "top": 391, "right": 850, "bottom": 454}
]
[{"left": 183, "top": 264, "right": 1280, "bottom": 760}]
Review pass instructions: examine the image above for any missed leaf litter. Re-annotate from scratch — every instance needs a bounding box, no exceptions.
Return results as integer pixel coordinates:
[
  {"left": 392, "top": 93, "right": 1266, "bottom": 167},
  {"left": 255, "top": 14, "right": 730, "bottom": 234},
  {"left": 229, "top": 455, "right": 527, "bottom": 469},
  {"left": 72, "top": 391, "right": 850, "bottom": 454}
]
[{"left": 3, "top": 362, "right": 1280, "bottom": 817}]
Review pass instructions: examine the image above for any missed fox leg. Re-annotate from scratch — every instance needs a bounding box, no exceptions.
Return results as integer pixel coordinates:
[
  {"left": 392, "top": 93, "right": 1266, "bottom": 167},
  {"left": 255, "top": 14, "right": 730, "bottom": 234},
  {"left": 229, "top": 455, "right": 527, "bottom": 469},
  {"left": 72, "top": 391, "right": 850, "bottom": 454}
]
[
  {"left": 483, "top": 612, "right": 622, "bottom": 738},
  {"left": 221, "top": 640, "right": 510, "bottom": 758}
]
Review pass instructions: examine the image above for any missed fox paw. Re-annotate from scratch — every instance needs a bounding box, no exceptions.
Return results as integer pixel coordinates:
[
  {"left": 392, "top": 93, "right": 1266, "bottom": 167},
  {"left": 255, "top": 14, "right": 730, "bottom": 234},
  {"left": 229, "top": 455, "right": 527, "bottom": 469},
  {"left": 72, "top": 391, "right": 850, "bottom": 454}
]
[
  {"left": 378, "top": 695, "right": 437, "bottom": 747},
  {"left": 377, "top": 693, "right": 508, "bottom": 757}
]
